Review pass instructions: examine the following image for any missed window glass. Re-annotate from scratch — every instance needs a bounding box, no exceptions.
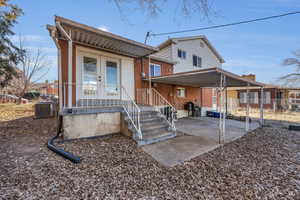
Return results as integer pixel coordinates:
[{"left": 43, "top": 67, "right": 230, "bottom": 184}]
[
  {"left": 177, "top": 49, "right": 181, "bottom": 58},
  {"left": 178, "top": 49, "right": 186, "bottom": 59},
  {"left": 177, "top": 88, "right": 186, "bottom": 98},
  {"left": 193, "top": 55, "right": 197, "bottom": 66},
  {"left": 182, "top": 51, "right": 186, "bottom": 59},
  {"left": 263, "top": 91, "right": 271, "bottom": 104},
  {"left": 83, "top": 56, "right": 97, "bottom": 96},
  {"left": 193, "top": 55, "right": 202, "bottom": 67},
  {"left": 150, "top": 64, "right": 161, "bottom": 77},
  {"left": 106, "top": 61, "right": 118, "bottom": 93}
]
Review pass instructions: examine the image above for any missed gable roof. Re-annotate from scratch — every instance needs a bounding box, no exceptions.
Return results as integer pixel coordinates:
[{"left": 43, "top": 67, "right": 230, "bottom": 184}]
[{"left": 157, "top": 36, "right": 225, "bottom": 63}]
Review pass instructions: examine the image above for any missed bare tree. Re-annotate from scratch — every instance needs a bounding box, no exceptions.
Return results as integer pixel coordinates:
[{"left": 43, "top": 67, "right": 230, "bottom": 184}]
[
  {"left": 279, "top": 50, "right": 300, "bottom": 86},
  {"left": 9, "top": 39, "right": 51, "bottom": 103},
  {"left": 111, "top": 0, "right": 214, "bottom": 20}
]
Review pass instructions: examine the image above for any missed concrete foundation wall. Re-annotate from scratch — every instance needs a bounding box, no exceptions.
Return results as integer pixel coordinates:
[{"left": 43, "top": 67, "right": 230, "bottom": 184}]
[{"left": 63, "top": 112, "right": 121, "bottom": 139}]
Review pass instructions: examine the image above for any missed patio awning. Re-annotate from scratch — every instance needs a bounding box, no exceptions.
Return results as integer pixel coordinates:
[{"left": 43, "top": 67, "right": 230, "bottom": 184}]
[
  {"left": 149, "top": 67, "right": 265, "bottom": 87},
  {"left": 49, "top": 16, "right": 158, "bottom": 58}
]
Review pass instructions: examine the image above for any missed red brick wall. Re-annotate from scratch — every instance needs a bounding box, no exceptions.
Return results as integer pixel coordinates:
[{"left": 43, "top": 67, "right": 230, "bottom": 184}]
[
  {"left": 134, "top": 57, "right": 173, "bottom": 98},
  {"left": 58, "top": 39, "right": 68, "bottom": 107},
  {"left": 201, "top": 88, "right": 213, "bottom": 107},
  {"left": 59, "top": 40, "right": 78, "bottom": 107}
]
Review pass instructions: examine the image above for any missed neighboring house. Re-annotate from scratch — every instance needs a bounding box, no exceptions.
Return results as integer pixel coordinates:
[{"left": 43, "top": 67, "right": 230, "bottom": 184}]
[
  {"left": 31, "top": 80, "right": 59, "bottom": 96},
  {"left": 47, "top": 16, "right": 263, "bottom": 145},
  {"left": 227, "top": 74, "right": 300, "bottom": 111}
]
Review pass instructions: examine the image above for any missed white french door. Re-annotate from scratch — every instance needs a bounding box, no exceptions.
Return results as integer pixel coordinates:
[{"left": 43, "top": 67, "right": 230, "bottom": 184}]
[{"left": 80, "top": 52, "right": 120, "bottom": 100}]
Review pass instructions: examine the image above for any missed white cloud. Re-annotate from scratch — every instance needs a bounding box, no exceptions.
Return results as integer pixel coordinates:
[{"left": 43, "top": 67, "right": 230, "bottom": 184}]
[{"left": 98, "top": 26, "right": 109, "bottom": 32}]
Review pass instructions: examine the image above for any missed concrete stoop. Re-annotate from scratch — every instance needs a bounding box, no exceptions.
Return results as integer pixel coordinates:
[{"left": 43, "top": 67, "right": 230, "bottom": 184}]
[{"left": 124, "top": 106, "right": 176, "bottom": 146}]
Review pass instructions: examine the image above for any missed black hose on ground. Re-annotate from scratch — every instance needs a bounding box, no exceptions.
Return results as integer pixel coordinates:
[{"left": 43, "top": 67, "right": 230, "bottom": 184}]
[{"left": 47, "top": 115, "right": 81, "bottom": 164}]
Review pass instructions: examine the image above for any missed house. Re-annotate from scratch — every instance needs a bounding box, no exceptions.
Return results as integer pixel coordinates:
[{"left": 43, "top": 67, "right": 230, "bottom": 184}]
[
  {"left": 47, "top": 16, "right": 264, "bottom": 145},
  {"left": 152, "top": 36, "right": 225, "bottom": 116},
  {"left": 227, "top": 74, "right": 300, "bottom": 111}
]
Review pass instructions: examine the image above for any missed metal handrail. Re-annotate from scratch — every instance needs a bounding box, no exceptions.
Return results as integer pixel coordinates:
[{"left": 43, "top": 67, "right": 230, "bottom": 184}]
[
  {"left": 136, "top": 88, "right": 176, "bottom": 131},
  {"left": 121, "top": 85, "right": 142, "bottom": 140},
  {"left": 151, "top": 88, "right": 176, "bottom": 131}
]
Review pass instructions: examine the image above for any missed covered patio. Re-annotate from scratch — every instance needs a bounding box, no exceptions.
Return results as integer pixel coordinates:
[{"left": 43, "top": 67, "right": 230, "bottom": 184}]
[
  {"left": 142, "top": 116, "right": 260, "bottom": 167},
  {"left": 148, "top": 66, "right": 265, "bottom": 144}
]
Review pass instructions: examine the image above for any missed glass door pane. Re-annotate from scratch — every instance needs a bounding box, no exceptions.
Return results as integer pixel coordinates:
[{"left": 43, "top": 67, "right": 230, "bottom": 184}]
[
  {"left": 83, "top": 56, "right": 97, "bottom": 98},
  {"left": 106, "top": 61, "right": 118, "bottom": 94}
]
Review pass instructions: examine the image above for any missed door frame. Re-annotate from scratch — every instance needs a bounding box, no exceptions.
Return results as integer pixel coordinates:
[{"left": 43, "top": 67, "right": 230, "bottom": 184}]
[{"left": 76, "top": 47, "right": 121, "bottom": 102}]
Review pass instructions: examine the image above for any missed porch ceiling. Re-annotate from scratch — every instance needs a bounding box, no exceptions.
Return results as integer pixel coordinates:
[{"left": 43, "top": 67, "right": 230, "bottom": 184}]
[
  {"left": 150, "top": 67, "right": 265, "bottom": 88},
  {"left": 54, "top": 16, "right": 158, "bottom": 58}
]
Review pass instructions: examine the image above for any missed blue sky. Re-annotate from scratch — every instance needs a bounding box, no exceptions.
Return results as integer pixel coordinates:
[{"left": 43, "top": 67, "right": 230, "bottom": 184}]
[{"left": 11, "top": 0, "right": 300, "bottom": 85}]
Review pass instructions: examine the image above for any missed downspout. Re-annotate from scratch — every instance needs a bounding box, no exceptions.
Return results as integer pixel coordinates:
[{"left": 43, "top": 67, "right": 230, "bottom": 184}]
[
  {"left": 49, "top": 29, "right": 63, "bottom": 112},
  {"left": 56, "top": 22, "right": 73, "bottom": 108},
  {"left": 47, "top": 115, "right": 81, "bottom": 163}
]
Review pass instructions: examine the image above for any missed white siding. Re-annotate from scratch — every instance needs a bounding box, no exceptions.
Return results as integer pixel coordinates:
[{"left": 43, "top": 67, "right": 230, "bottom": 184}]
[
  {"left": 170, "top": 39, "right": 221, "bottom": 73},
  {"left": 153, "top": 45, "right": 172, "bottom": 60},
  {"left": 121, "top": 58, "right": 135, "bottom": 100}
]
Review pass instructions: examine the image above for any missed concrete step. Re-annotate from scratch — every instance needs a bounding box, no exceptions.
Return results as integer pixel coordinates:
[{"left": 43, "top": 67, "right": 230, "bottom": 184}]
[
  {"left": 138, "top": 105, "right": 157, "bottom": 112},
  {"left": 137, "top": 131, "right": 176, "bottom": 146},
  {"left": 142, "top": 126, "right": 171, "bottom": 136},
  {"left": 141, "top": 122, "right": 169, "bottom": 132},
  {"left": 140, "top": 117, "right": 165, "bottom": 124}
]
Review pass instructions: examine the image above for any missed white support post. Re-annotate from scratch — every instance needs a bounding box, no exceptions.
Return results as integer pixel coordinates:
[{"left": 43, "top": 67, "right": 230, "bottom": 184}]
[
  {"left": 219, "top": 74, "right": 224, "bottom": 144},
  {"left": 148, "top": 55, "right": 152, "bottom": 105},
  {"left": 56, "top": 22, "right": 73, "bottom": 109},
  {"left": 245, "top": 83, "right": 250, "bottom": 132},
  {"left": 260, "top": 87, "right": 264, "bottom": 126},
  {"left": 222, "top": 76, "right": 226, "bottom": 143},
  {"left": 68, "top": 31, "right": 72, "bottom": 108}
]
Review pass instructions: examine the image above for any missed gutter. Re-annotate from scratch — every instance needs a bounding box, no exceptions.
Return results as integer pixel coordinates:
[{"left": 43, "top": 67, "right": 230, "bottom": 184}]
[
  {"left": 56, "top": 21, "right": 73, "bottom": 108},
  {"left": 48, "top": 26, "right": 63, "bottom": 112}
]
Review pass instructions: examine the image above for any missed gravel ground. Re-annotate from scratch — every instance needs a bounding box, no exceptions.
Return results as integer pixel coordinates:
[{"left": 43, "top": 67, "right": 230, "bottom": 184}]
[{"left": 0, "top": 105, "right": 299, "bottom": 199}]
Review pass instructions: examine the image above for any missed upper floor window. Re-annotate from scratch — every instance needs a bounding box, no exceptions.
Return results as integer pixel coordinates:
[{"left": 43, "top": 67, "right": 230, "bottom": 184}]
[
  {"left": 150, "top": 63, "right": 161, "bottom": 77},
  {"left": 193, "top": 55, "right": 202, "bottom": 68},
  {"left": 177, "top": 49, "right": 186, "bottom": 59}
]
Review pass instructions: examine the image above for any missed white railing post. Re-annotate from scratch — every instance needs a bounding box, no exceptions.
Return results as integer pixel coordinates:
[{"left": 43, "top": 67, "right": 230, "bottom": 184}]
[
  {"left": 151, "top": 88, "right": 176, "bottom": 131},
  {"left": 260, "top": 87, "right": 264, "bottom": 126},
  {"left": 246, "top": 83, "right": 250, "bottom": 132},
  {"left": 121, "top": 85, "right": 142, "bottom": 139}
]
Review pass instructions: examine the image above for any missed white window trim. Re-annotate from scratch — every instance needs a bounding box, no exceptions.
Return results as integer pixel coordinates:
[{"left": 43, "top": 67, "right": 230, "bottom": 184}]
[
  {"left": 150, "top": 63, "right": 161, "bottom": 77},
  {"left": 177, "top": 87, "right": 186, "bottom": 98},
  {"left": 193, "top": 55, "right": 202, "bottom": 68},
  {"left": 178, "top": 49, "right": 186, "bottom": 59}
]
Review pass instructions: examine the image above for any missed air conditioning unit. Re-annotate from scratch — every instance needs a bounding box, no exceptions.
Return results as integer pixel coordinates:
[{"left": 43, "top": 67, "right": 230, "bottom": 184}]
[{"left": 35, "top": 102, "right": 57, "bottom": 119}]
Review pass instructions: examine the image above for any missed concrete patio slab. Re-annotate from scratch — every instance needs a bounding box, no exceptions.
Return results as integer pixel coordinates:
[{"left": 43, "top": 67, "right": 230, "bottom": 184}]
[
  {"left": 142, "top": 134, "right": 220, "bottom": 167},
  {"left": 142, "top": 117, "right": 260, "bottom": 167}
]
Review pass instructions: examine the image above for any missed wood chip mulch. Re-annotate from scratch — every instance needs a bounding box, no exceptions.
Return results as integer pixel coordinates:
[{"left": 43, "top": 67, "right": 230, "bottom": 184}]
[{"left": 0, "top": 112, "right": 299, "bottom": 199}]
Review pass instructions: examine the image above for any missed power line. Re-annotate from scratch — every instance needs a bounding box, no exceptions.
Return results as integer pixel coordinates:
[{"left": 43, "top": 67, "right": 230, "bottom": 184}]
[{"left": 150, "top": 11, "right": 300, "bottom": 37}]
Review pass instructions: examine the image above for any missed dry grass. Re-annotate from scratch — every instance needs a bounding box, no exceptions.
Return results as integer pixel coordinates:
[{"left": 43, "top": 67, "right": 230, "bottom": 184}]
[
  {"left": 0, "top": 103, "right": 35, "bottom": 122},
  {"left": 232, "top": 109, "right": 300, "bottom": 124}
]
